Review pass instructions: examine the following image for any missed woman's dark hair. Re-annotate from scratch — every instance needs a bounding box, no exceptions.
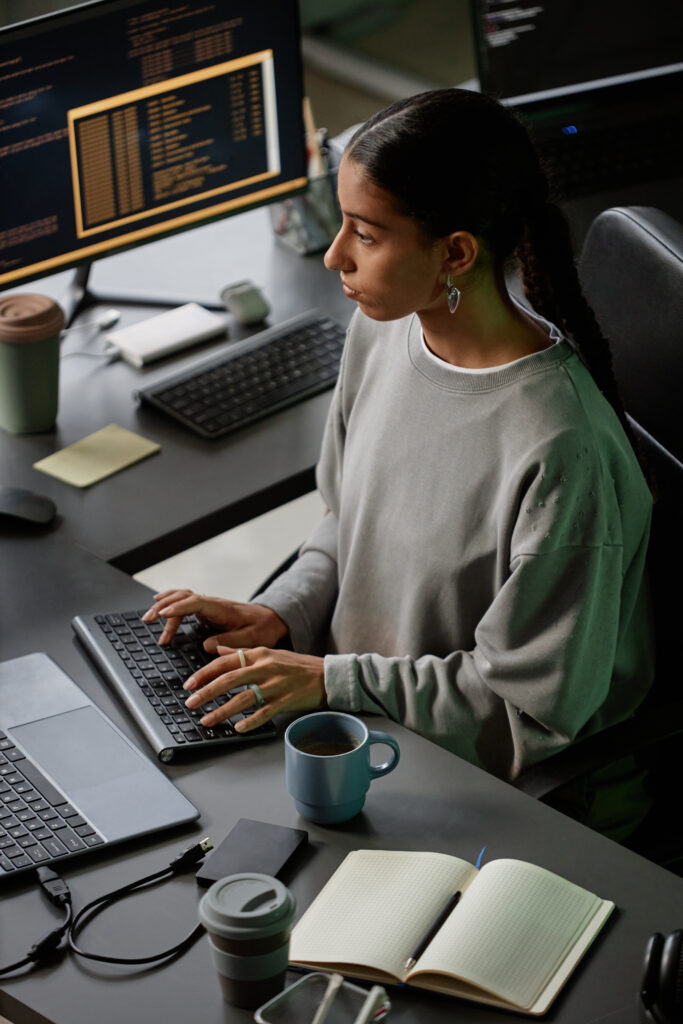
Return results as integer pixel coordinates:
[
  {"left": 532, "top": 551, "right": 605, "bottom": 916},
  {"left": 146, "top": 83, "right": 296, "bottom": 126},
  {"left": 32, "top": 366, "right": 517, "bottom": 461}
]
[{"left": 347, "top": 89, "right": 640, "bottom": 464}]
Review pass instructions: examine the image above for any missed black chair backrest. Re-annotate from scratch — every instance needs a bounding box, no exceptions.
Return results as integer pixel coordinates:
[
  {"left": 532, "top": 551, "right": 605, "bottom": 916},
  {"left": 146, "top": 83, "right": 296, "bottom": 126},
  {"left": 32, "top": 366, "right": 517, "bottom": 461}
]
[
  {"left": 579, "top": 206, "right": 683, "bottom": 464},
  {"left": 579, "top": 207, "right": 683, "bottom": 702}
]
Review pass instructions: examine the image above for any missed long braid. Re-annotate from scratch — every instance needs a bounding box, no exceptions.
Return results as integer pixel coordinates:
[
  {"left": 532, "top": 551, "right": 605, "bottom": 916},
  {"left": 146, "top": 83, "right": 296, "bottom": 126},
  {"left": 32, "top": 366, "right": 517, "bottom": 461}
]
[
  {"left": 513, "top": 156, "right": 650, "bottom": 484},
  {"left": 517, "top": 203, "right": 653, "bottom": 488},
  {"left": 517, "top": 204, "right": 624, "bottom": 411}
]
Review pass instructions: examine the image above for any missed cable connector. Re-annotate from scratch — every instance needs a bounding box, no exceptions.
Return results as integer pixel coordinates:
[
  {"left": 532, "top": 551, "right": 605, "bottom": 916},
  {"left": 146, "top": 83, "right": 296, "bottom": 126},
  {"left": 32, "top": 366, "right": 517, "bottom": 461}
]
[
  {"left": 37, "top": 866, "right": 72, "bottom": 908},
  {"left": 169, "top": 837, "right": 213, "bottom": 873},
  {"left": 28, "top": 926, "right": 67, "bottom": 963}
]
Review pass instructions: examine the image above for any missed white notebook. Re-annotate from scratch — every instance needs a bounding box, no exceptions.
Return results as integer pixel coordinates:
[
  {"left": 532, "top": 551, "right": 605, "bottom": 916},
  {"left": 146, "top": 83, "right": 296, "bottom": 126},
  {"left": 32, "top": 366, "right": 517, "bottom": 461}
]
[{"left": 289, "top": 849, "right": 614, "bottom": 1015}]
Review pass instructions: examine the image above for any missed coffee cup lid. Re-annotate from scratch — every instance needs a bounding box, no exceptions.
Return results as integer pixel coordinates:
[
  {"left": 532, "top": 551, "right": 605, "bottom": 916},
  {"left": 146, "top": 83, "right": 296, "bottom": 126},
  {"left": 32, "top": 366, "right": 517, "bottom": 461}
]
[
  {"left": 198, "top": 873, "right": 296, "bottom": 939},
  {"left": 0, "top": 294, "right": 65, "bottom": 343}
]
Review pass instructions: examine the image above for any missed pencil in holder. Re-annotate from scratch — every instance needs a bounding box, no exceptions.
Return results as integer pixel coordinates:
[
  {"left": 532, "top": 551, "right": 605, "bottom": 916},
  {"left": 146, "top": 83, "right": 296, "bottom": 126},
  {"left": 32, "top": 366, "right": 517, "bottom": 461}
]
[{"left": 269, "top": 167, "right": 341, "bottom": 255}]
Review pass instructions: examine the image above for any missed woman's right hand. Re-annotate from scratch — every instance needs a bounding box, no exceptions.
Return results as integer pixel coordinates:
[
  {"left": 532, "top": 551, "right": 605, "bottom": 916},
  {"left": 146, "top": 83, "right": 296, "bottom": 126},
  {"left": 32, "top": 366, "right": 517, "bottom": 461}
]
[{"left": 141, "top": 589, "right": 288, "bottom": 650}]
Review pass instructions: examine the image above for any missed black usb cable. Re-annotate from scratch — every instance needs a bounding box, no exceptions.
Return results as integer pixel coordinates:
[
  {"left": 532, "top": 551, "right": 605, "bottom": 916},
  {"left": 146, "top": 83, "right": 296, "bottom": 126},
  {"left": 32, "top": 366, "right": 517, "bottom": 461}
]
[
  {"left": 0, "top": 866, "right": 73, "bottom": 975},
  {"left": 67, "top": 837, "right": 213, "bottom": 965},
  {"left": 0, "top": 837, "right": 212, "bottom": 974}
]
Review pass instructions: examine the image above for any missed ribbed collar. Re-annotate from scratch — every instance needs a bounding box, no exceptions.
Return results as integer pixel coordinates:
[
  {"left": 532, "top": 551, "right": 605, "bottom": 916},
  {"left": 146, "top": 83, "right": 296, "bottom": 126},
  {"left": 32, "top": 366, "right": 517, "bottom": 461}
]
[{"left": 407, "top": 314, "right": 574, "bottom": 393}]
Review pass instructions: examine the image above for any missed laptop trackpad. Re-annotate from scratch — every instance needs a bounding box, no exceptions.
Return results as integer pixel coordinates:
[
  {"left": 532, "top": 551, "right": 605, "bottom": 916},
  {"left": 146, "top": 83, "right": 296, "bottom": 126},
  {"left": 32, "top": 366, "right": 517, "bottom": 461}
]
[{"left": 12, "top": 706, "right": 193, "bottom": 840}]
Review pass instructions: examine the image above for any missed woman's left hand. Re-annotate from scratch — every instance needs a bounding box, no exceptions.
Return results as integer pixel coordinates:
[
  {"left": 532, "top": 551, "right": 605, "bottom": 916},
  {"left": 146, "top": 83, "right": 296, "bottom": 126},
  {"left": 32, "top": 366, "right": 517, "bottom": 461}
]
[{"left": 183, "top": 645, "right": 326, "bottom": 733}]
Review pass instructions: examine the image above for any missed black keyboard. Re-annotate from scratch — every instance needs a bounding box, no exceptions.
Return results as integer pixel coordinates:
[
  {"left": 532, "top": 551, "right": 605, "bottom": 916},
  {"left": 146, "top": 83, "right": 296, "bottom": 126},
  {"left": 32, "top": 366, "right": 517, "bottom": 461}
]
[
  {"left": 0, "top": 737, "right": 104, "bottom": 874},
  {"left": 521, "top": 75, "right": 683, "bottom": 201},
  {"left": 537, "top": 113, "right": 683, "bottom": 198},
  {"left": 72, "top": 610, "right": 277, "bottom": 762},
  {"left": 136, "top": 310, "right": 347, "bottom": 439}
]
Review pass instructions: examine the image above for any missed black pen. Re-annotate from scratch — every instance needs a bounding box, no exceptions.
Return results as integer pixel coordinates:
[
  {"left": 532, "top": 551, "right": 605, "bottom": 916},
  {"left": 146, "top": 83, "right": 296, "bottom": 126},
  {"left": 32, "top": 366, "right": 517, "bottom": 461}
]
[{"left": 404, "top": 891, "right": 462, "bottom": 971}]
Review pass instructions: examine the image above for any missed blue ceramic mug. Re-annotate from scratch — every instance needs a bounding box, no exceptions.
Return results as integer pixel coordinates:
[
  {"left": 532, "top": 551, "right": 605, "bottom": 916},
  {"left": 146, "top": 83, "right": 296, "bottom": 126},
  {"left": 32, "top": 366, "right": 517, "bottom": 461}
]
[{"left": 284, "top": 712, "right": 400, "bottom": 824}]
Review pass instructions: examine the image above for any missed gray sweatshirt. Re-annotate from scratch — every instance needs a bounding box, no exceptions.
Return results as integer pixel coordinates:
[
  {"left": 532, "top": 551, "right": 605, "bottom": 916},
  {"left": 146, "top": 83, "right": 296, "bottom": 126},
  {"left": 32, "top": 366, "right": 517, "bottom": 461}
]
[{"left": 255, "top": 309, "right": 654, "bottom": 781}]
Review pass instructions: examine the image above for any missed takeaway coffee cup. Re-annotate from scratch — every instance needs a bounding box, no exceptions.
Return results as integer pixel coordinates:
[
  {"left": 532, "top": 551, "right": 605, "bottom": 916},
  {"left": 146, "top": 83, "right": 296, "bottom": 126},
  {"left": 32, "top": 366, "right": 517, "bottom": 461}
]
[
  {"left": 285, "top": 711, "right": 400, "bottom": 824},
  {"left": 198, "top": 873, "right": 296, "bottom": 1009},
  {"left": 0, "top": 294, "right": 64, "bottom": 434}
]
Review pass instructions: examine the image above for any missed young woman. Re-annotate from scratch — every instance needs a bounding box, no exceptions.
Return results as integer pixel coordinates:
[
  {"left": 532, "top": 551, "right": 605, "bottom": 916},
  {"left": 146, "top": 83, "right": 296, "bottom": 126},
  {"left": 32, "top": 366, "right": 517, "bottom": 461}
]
[{"left": 143, "top": 89, "right": 654, "bottom": 831}]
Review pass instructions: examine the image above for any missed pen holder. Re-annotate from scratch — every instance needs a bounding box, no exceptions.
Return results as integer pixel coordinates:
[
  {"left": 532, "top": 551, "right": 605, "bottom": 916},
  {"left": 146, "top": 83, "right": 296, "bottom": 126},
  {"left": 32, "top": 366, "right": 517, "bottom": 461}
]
[{"left": 269, "top": 168, "right": 341, "bottom": 255}]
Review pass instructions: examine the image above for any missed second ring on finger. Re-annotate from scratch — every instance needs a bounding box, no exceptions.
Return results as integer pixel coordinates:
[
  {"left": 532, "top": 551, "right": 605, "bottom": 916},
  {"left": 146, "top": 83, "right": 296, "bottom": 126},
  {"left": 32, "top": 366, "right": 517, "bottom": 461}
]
[{"left": 200, "top": 685, "right": 260, "bottom": 726}]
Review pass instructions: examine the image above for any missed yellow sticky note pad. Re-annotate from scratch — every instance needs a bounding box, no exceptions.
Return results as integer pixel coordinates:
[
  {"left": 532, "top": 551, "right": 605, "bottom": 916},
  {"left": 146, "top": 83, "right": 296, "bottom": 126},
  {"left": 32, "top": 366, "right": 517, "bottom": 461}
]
[{"left": 33, "top": 424, "right": 160, "bottom": 487}]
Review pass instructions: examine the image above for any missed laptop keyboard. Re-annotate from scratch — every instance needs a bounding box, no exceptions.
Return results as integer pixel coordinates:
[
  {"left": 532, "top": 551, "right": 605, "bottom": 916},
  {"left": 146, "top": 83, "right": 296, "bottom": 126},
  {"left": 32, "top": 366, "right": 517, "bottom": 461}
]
[
  {"left": 136, "top": 311, "right": 346, "bottom": 439},
  {"left": 72, "top": 610, "right": 277, "bottom": 761},
  {"left": 0, "top": 736, "right": 103, "bottom": 874}
]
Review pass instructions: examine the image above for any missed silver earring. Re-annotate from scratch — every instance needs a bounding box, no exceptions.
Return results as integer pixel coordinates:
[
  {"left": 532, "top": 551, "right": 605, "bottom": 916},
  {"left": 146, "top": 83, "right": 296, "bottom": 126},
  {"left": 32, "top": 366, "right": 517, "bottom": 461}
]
[{"left": 446, "top": 275, "right": 460, "bottom": 314}]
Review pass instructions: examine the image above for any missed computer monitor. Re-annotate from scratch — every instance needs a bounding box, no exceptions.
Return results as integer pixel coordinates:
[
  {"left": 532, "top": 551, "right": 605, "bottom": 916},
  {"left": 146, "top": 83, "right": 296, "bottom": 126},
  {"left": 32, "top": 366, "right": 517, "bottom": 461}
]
[
  {"left": 469, "top": 0, "right": 683, "bottom": 228},
  {"left": 0, "top": 0, "right": 307, "bottom": 312},
  {"left": 471, "top": 0, "right": 683, "bottom": 102}
]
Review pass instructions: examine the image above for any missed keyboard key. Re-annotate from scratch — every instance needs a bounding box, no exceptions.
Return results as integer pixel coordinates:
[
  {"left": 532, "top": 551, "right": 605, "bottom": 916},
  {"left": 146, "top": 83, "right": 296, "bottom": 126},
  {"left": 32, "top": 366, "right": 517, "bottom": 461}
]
[
  {"left": 37, "top": 807, "right": 59, "bottom": 822},
  {"left": 26, "top": 844, "right": 50, "bottom": 863},
  {"left": 54, "top": 803, "right": 78, "bottom": 818},
  {"left": 42, "top": 836, "right": 68, "bottom": 857},
  {"left": 60, "top": 831, "right": 86, "bottom": 852}
]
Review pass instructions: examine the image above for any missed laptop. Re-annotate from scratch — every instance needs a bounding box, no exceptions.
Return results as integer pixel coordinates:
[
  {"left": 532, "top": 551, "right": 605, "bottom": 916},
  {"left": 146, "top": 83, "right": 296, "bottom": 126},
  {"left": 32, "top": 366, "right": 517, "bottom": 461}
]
[{"left": 0, "top": 652, "right": 199, "bottom": 881}]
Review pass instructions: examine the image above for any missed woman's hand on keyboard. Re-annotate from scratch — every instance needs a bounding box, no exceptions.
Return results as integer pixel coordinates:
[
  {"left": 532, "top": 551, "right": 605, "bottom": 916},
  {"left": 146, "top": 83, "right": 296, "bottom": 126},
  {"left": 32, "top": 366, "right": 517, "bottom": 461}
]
[
  {"left": 182, "top": 645, "right": 326, "bottom": 731},
  {"left": 141, "top": 589, "right": 288, "bottom": 649}
]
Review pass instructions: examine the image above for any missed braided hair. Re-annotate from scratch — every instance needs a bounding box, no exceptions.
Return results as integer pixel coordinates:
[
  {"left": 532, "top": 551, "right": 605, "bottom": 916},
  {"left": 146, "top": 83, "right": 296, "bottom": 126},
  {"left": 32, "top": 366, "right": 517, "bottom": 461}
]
[{"left": 347, "top": 89, "right": 639, "bottom": 460}]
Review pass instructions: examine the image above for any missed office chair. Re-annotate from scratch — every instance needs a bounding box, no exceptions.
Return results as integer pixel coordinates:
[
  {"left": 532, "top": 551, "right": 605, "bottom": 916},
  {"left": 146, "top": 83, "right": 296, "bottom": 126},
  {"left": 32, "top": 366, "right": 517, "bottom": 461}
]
[{"left": 514, "top": 207, "right": 683, "bottom": 875}]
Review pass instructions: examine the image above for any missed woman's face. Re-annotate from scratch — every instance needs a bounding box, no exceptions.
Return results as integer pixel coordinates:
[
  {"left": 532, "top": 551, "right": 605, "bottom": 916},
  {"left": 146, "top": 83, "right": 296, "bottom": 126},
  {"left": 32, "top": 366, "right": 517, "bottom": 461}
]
[{"left": 324, "top": 156, "right": 446, "bottom": 321}]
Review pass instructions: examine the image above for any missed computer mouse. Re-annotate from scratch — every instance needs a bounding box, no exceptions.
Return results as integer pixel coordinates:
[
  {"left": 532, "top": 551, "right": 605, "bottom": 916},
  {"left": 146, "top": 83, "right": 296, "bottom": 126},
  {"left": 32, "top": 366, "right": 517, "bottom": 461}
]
[
  {"left": 220, "top": 280, "right": 271, "bottom": 325},
  {"left": 0, "top": 485, "right": 57, "bottom": 525}
]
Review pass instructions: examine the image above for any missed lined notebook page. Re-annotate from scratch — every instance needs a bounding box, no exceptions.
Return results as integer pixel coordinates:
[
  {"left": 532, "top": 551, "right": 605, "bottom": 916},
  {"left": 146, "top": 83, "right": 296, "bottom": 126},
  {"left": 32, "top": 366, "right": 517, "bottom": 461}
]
[
  {"left": 414, "top": 858, "right": 611, "bottom": 1010},
  {"left": 290, "top": 850, "right": 478, "bottom": 979}
]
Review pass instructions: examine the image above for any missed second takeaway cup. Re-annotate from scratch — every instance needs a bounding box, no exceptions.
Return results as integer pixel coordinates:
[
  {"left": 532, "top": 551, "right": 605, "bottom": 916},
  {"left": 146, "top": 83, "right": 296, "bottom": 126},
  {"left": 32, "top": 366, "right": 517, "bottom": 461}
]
[
  {"left": 0, "top": 294, "right": 64, "bottom": 434},
  {"left": 198, "top": 873, "right": 296, "bottom": 1009}
]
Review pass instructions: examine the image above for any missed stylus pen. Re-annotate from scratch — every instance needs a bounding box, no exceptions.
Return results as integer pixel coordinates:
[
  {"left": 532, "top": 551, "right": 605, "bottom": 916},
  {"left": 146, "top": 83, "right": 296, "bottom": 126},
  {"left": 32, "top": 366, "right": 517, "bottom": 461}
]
[{"left": 404, "top": 891, "right": 462, "bottom": 971}]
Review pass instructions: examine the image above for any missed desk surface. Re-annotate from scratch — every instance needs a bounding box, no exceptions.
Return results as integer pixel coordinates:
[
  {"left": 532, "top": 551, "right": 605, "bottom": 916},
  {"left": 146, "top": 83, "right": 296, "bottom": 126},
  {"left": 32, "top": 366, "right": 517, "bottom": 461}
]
[
  {"left": 2, "top": 213, "right": 683, "bottom": 1024},
  {"left": 2, "top": 531, "right": 682, "bottom": 1024}
]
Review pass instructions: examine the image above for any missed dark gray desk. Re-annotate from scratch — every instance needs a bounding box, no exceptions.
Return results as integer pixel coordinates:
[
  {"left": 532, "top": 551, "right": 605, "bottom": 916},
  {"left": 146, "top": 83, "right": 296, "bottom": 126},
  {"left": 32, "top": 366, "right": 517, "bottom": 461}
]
[
  {"left": 2, "top": 533, "right": 683, "bottom": 1024},
  {"left": 2, "top": 213, "right": 683, "bottom": 1024}
]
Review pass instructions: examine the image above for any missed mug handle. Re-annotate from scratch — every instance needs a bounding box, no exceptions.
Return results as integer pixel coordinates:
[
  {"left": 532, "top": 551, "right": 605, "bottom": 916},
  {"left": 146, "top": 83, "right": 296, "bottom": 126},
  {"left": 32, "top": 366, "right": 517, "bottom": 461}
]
[{"left": 367, "top": 731, "right": 400, "bottom": 779}]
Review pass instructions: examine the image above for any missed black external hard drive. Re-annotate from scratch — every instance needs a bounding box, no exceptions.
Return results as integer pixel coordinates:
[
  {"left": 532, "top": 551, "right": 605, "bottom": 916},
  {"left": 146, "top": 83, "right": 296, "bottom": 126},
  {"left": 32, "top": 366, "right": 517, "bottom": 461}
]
[{"left": 196, "top": 818, "right": 308, "bottom": 887}]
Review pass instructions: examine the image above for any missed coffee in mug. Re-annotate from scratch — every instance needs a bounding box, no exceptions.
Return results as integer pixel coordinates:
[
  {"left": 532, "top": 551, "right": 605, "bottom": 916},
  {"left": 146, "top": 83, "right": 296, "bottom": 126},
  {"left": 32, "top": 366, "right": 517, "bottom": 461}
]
[
  {"left": 285, "top": 712, "right": 400, "bottom": 825},
  {"left": 293, "top": 737, "right": 360, "bottom": 757}
]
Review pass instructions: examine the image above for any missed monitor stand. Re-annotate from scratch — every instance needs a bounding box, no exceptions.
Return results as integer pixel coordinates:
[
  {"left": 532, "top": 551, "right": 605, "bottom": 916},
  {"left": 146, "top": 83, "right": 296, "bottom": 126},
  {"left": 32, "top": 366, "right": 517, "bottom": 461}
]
[{"left": 61, "top": 261, "right": 225, "bottom": 327}]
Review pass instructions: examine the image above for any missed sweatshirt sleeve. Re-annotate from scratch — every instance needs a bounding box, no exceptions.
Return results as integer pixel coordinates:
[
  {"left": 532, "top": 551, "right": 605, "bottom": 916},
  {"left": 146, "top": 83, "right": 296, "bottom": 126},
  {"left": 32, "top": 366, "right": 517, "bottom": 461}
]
[
  {"left": 250, "top": 510, "right": 339, "bottom": 655},
  {"left": 323, "top": 532, "right": 653, "bottom": 780}
]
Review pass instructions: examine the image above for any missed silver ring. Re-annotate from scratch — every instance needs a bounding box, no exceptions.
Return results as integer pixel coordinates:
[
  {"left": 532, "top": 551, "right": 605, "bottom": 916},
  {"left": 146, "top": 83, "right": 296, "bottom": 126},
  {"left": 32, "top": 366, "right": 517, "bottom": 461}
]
[
  {"left": 247, "top": 683, "right": 266, "bottom": 707},
  {"left": 237, "top": 648, "right": 246, "bottom": 668}
]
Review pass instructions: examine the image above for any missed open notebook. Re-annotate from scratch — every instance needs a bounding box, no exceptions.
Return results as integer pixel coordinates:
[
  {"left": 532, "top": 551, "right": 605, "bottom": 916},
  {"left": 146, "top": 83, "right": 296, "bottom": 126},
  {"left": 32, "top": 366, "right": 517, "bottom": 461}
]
[{"left": 289, "top": 849, "right": 614, "bottom": 1015}]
